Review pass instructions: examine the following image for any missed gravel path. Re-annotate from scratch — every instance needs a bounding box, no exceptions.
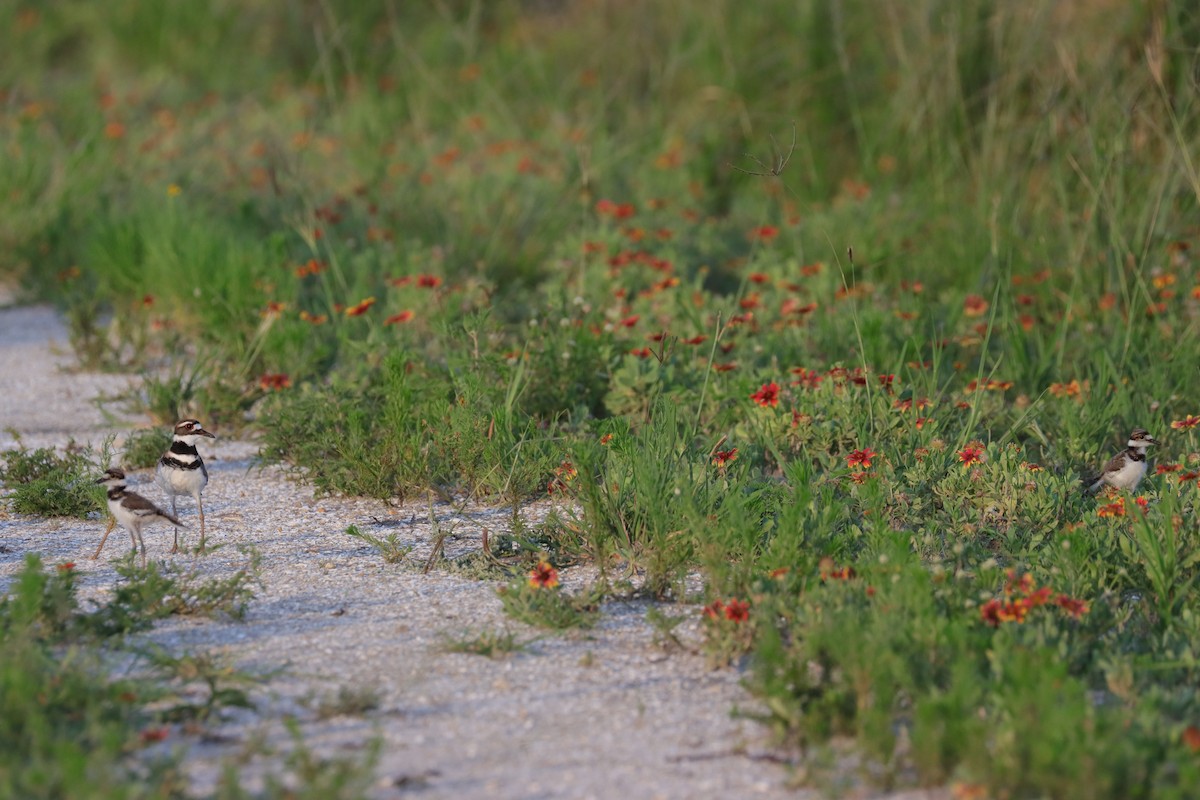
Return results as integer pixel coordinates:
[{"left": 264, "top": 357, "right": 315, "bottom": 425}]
[{"left": 0, "top": 303, "right": 945, "bottom": 800}]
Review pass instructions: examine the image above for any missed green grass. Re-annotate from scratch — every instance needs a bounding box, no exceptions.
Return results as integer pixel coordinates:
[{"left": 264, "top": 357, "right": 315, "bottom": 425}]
[
  {"left": 4, "top": 0, "right": 1200, "bottom": 796},
  {"left": 0, "top": 438, "right": 110, "bottom": 518}
]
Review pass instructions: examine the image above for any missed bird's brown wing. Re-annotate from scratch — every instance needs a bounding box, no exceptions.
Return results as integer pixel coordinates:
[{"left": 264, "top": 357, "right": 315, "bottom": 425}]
[
  {"left": 1099, "top": 451, "right": 1128, "bottom": 477},
  {"left": 123, "top": 492, "right": 184, "bottom": 527}
]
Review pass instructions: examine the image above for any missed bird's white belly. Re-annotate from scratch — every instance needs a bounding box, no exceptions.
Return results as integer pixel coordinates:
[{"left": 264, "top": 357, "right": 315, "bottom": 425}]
[
  {"left": 157, "top": 464, "right": 207, "bottom": 495},
  {"left": 1105, "top": 458, "right": 1147, "bottom": 490}
]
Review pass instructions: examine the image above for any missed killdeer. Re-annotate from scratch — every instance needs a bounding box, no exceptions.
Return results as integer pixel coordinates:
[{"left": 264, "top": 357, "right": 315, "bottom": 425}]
[
  {"left": 155, "top": 419, "right": 216, "bottom": 552},
  {"left": 94, "top": 468, "right": 183, "bottom": 565},
  {"left": 1086, "top": 428, "right": 1159, "bottom": 494}
]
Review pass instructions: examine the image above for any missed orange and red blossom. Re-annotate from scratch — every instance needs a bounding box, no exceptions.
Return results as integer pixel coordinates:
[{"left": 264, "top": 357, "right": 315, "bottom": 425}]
[
  {"left": 385, "top": 310, "right": 414, "bottom": 325},
  {"left": 345, "top": 297, "right": 376, "bottom": 316},
  {"left": 1171, "top": 414, "right": 1200, "bottom": 430},
  {"left": 819, "top": 557, "right": 857, "bottom": 581},
  {"left": 958, "top": 445, "right": 985, "bottom": 466},
  {"left": 847, "top": 448, "right": 877, "bottom": 470},
  {"left": 712, "top": 448, "right": 738, "bottom": 468},
  {"left": 750, "top": 382, "right": 780, "bottom": 408},
  {"left": 702, "top": 598, "right": 751, "bottom": 623},
  {"left": 981, "top": 571, "right": 1089, "bottom": 627},
  {"left": 259, "top": 373, "right": 291, "bottom": 391},
  {"left": 528, "top": 561, "right": 559, "bottom": 589},
  {"left": 723, "top": 599, "right": 751, "bottom": 622}
]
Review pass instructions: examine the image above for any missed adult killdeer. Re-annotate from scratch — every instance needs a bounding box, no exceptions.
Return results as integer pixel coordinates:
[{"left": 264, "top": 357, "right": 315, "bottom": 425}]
[
  {"left": 155, "top": 419, "right": 216, "bottom": 552},
  {"left": 1086, "top": 428, "right": 1159, "bottom": 494},
  {"left": 94, "top": 468, "right": 183, "bottom": 565}
]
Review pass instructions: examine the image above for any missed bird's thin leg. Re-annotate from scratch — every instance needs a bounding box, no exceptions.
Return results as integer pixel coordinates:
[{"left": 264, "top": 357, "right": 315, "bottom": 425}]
[
  {"left": 170, "top": 497, "right": 180, "bottom": 553},
  {"left": 91, "top": 516, "right": 117, "bottom": 560},
  {"left": 197, "top": 495, "right": 206, "bottom": 552},
  {"left": 137, "top": 527, "right": 147, "bottom": 567}
]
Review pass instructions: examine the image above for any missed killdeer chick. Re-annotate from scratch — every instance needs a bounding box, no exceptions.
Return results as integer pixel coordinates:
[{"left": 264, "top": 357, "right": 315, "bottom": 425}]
[
  {"left": 95, "top": 468, "right": 183, "bottom": 566},
  {"left": 155, "top": 419, "right": 217, "bottom": 552},
  {"left": 1086, "top": 428, "right": 1159, "bottom": 494}
]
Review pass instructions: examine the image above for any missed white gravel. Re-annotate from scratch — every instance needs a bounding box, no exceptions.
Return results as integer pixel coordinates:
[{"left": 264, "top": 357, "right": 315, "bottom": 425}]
[{"left": 0, "top": 302, "right": 948, "bottom": 800}]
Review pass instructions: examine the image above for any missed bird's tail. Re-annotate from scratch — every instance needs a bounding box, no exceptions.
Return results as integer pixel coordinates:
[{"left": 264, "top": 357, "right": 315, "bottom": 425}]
[
  {"left": 158, "top": 510, "right": 184, "bottom": 527},
  {"left": 1081, "top": 476, "right": 1103, "bottom": 495}
]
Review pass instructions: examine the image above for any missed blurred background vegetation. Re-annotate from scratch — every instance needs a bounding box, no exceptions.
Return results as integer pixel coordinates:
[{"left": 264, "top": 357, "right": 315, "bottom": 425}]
[{"left": 2, "top": 0, "right": 1197, "bottom": 294}]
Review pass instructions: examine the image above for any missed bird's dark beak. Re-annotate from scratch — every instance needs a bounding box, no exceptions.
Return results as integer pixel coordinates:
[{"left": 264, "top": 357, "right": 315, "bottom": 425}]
[
  {"left": 199, "top": 429, "right": 217, "bottom": 439},
  {"left": 94, "top": 475, "right": 108, "bottom": 484},
  {"left": 1148, "top": 436, "right": 1160, "bottom": 445}
]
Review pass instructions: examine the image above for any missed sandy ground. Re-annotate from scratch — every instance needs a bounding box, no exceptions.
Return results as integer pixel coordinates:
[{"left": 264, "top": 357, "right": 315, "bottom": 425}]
[{"left": 0, "top": 303, "right": 947, "bottom": 800}]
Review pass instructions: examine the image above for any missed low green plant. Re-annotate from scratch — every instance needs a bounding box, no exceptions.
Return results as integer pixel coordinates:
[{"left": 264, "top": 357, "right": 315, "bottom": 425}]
[
  {"left": 644, "top": 606, "right": 691, "bottom": 653},
  {"left": 215, "top": 720, "right": 381, "bottom": 800},
  {"left": 120, "top": 427, "right": 172, "bottom": 470},
  {"left": 1, "top": 440, "right": 107, "bottom": 518},
  {"left": 497, "top": 579, "right": 602, "bottom": 631},
  {"left": 344, "top": 524, "right": 412, "bottom": 564},
  {"left": 87, "top": 550, "right": 261, "bottom": 636},
  {"left": 308, "top": 685, "right": 383, "bottom": 720},
  {"left": 0, "top": 555, "right": 176, "bottom": 796},
  {"left": 147, "top": 649, "right": 259, "bottom": 723},
  {"left": 440, "top": 627, "right": 531, "bottom": 659}
]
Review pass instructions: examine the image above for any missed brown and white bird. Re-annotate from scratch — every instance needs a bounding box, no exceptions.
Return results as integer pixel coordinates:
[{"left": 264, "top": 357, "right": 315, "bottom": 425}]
[
  {"left": 1086, "top": 428, "right": 1159, "bottom": 494},
  {"left": 95, "top": 468, "right": 183, "bottom": 565},
  {"left": 155, "top": 419, "right": 216, "bottom": 552}
]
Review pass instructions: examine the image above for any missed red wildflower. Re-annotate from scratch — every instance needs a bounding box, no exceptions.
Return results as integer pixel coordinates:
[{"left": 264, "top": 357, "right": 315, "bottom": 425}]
[
  {"left": 683, "top": 335, "right": 707, "bottom": 345},
  {"left": 748, "top": 272, "right": 769, "bottom": 284},
  {"left": 1157, "top": 463, "right": 1182, "bottom": 474},
  {"left": 618, "top": 315, "right": 640, "bottom": 328},
  {"left": 1184, "top": 726, "right": 1200, "bottom": 753},
  {"left": 416, "top": 274, "right": 442, "bottom": 288},
  {"left": 702, "top": 600, "right": 724, "bottom": 620},
  {"left": 712, "top": 448, "right": 738, "bottom": 469},
  {"left": 1004, "top": 570, "right": 1035, "bottom": 597},
  {"left": 748, "top": 225, "right": 779, "bottom": 242},
  {"left": 958, "top": 446, "right": 985, "bottom": 467},
  {"left": 963, "top": 295, "right": 989, "bottom": 317},
  {"left": 1055, "top": 594, "right": 1090, "bottom": 619},
  {"left": 980, "top": 598, "right": 1004, "bottom": 627},
  {"left": 818, "top": 557, "right": 857, "bottom": 581},
  {"left": 723, "top": 599, "right": 751, "bottom": 622},
  {"left": 297, "top": 259, "right": 327, "bottom": 277},
  {"left": 790, "top": 367, "right": 823, "bottom": 389},
  {"left": 847, "top": 448, "right": 877, "bottom": 470},
  {"left": 599, "top": 433, "right": 614, "bottom": 446},
  {"left": 258, "top": 373, "right": 292, "bottom": 391},
  {"left": 1135, "top": 496, "right": 1150, "bottom": 514},
  {"left": 1049, "top": 380, "right": 1083, "bottom": 399},
  {"left": 139, "top": 727, "right": 169, "bottom": 743},
  {"left": 1171, "top": 415, "right": 1200, "bottom": 430},
  {"left": 595, "top": 199, "right": 636, "bottom": 219},
  {"left": 56, "top": 562, "right": 75, "bottom": 573},
  {"left": 345, "top": 297, "right": 376, "bottom": 317},
  {"left": 528, "top": 561, "right": 559, "bottom": 589},
  {"left": 847, "top": 471, "right": 870, "bottom": 484},
  {"left": 750, "top": 382, "right": 780, "bottom": 408},
  {"left": 1098, "top": 498, "right": 1126, "bottom": 518}
]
